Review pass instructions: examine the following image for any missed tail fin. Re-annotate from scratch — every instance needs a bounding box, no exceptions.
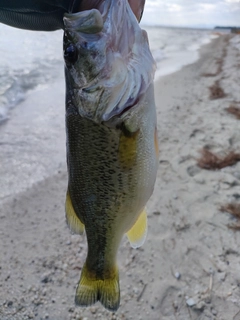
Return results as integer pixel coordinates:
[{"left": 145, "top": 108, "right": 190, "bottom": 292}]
[{"left": 75, "top": 263, "right": 120, "bottom": 312}]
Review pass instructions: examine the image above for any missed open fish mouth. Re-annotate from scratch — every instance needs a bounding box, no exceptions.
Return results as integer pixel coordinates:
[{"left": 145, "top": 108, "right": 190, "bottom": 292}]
[{"left": 63, "top": 0, "right": 156, "bottom": 123}]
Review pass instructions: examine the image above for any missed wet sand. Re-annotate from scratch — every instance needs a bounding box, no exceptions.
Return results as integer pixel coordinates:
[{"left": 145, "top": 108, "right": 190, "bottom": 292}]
[{"left": 1, "top": 34, "right": 240, "bottom": 320}]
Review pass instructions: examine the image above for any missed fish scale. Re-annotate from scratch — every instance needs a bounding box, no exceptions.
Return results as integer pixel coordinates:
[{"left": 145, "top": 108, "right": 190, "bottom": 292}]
[{"left": 67, "top": 111, "right": 141, "bottom": 226}]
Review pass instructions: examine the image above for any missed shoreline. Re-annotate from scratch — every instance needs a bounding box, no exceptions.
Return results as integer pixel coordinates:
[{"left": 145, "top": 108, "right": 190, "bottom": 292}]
[{"left": 1, "top": 33, "right": 240, "bottom": 319}]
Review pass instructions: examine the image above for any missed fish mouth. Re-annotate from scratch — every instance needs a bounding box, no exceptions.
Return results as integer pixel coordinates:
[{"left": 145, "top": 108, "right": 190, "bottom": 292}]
[{"left": 63, "top": 0, "right": 156, "bottom": 124}]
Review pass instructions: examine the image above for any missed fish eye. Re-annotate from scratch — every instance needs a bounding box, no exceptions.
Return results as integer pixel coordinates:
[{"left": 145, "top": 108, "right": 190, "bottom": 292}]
[{"left": 64, "top": 44, "right": 78, "bottom": 65}]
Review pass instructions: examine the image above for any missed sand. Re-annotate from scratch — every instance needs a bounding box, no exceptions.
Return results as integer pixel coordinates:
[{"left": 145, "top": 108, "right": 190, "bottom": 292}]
[{"left": 1, "top": 34, "right": 240, "bottom": 320}]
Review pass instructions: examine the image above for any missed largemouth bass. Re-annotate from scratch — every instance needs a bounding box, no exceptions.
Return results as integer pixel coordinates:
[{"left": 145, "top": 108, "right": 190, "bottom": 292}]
[{"left": 63, "top": 0, "right": 158, "bottom": 311}]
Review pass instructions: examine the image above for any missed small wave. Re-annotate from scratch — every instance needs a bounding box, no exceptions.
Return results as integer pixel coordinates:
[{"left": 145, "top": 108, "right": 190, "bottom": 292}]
[
  {"left": 0, "top": 59, "right": 63, "bottom": 124},
  {"left": 152, "top": 49, "right": 165, "bottom": 63},
  {"left": 145, "top": 26, "right": 216, "bottom": 79}
]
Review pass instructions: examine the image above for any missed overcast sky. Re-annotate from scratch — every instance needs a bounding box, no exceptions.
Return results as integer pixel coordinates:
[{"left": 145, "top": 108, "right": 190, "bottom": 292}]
[{"left": 141, "top": 0, "right": 240, "bottom": 28}]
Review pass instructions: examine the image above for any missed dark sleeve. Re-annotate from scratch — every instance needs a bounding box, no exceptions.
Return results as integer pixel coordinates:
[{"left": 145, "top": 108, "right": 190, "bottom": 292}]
[{"left": 0, "top": 0, "right": 80, "bottom": 31}]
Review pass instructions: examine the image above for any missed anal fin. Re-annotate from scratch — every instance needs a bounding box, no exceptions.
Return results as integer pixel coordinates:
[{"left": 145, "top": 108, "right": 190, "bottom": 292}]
[
  {"left": 126, "top": 209, "right": 148, "bottom": 248},
  {"left": 65, "top": 191, "right": 85, "bottom": 235}
]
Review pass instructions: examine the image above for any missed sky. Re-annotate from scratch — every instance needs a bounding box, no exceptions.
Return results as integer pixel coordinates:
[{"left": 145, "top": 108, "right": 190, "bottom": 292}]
[{"left": 141, "top": 0, "right": 240, "bottom": 28}]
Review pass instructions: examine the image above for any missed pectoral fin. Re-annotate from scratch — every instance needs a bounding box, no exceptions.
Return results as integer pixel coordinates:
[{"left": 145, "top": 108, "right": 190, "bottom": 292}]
[
  {"left": 126, "top": 209, "right": 147, "bottom": 248},
  {"left": 65, "top": 191, "right": 85, "bottom": 235}
]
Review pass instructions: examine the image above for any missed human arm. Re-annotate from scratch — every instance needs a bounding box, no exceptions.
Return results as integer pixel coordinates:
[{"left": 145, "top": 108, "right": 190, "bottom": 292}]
[
  {"left": 0, "top": 0, "right": 145, "bottom": 31},
  {"left": 0, "top": 0, "right": 77, "bottom": 31}
]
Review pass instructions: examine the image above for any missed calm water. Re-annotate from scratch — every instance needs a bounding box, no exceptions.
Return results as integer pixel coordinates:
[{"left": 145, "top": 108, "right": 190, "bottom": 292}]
[
  {"left": 144, "top": 26, "right": 218, "bottom": 79},
  {"left": 0, "top": 24, "right": 218, "bottom": 124}
]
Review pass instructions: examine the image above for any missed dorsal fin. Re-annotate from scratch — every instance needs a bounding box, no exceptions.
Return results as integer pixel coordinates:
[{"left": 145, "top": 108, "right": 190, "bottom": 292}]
[
  {"left": 65, "top": 191, "right": 85, "bottom": 235},
  {"left": 126, "top": 209, "right": 147, "bottom": 248}
]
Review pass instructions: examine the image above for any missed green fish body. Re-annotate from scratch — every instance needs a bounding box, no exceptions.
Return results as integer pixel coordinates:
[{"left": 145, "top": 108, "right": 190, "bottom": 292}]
[{"left": 63, "top": 0, "right": 158, "bottom": 311}]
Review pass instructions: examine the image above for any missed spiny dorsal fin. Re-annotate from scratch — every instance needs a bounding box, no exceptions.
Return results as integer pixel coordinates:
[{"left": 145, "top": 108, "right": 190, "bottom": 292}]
[
  {"left": 127, "top": 209, "right": 148, "bottom": 248},
  {"left": 75, "top": 263, "right": 120, "bottom": 311},
  {"left": 65, "top": 191, "right": 85, "bottom": 235}
]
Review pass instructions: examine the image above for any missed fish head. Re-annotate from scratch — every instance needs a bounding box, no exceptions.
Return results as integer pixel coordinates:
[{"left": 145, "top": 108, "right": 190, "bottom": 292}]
[{"left": 63, "top": 0, "right": 156, "bottom": 124}]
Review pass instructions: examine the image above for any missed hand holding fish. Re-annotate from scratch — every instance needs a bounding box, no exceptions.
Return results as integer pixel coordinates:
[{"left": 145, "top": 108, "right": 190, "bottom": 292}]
[{"left": 78, "top": 0, "right": 146, "bottom": 21}]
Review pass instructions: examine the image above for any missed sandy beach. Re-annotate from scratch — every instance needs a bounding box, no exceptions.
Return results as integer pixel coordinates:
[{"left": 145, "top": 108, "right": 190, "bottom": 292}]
[{"left": 1, "top": 33, "right": 240, "bottom": 320}]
